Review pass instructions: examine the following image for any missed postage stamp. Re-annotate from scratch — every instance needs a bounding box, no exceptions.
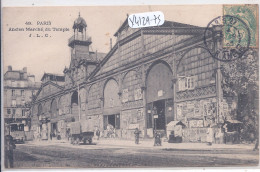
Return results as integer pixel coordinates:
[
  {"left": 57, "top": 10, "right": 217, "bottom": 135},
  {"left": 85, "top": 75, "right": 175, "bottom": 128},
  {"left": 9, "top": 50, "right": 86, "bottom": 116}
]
[{"left": 223, "top": 4, "right": 258, "bottom": 47}]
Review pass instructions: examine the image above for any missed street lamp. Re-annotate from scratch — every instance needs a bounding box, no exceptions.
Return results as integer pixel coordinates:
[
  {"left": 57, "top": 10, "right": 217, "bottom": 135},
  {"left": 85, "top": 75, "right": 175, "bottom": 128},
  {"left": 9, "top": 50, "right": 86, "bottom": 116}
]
[{"left": 152, "top": 106, "right": 158, "bottom": 132}]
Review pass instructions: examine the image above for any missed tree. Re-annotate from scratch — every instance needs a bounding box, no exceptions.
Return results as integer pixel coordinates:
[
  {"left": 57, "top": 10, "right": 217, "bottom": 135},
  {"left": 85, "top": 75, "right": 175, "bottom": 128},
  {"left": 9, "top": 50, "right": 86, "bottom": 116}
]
[{"left": 221, "top": 49, "right": 259, "bottom": 142}]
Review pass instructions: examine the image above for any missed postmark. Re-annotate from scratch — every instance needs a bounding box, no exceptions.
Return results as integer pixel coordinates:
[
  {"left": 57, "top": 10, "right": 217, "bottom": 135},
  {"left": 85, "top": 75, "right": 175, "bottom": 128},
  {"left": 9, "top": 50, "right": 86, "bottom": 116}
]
[
  {"left": 224, "top": 4, "right": 258, "bottom": 47},
  {"left": 204, "top": 15, "right": 251, "bottom": 62}
]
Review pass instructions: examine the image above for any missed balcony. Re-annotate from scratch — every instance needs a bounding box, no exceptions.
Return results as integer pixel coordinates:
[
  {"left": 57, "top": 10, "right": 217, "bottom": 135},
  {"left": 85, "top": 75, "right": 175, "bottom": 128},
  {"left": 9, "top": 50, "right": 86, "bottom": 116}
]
[{"left": 68, "top": 35, "right": 92, "bottom": 47}]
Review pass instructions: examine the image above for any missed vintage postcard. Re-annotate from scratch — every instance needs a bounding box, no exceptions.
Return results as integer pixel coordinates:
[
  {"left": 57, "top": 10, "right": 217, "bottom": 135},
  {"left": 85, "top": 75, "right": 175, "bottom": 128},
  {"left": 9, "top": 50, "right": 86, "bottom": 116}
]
[{"left": 1, "top": 3, "right": 259, "bottom": 170}]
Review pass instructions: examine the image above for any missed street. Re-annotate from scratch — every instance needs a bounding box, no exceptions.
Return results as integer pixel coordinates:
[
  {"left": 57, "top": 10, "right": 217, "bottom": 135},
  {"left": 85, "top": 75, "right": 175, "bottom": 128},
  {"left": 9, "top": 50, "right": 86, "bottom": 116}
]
[{"left": 11, "top": 139, "right": 259, "bottom": 168}]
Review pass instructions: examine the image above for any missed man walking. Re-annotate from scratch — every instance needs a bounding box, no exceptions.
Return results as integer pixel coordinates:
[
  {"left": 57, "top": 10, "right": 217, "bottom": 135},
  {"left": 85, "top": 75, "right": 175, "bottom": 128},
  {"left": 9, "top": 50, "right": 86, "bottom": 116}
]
[
  {"left": 96, "top": 128, "right": 100, "bottom": 140},
  {"left": 154, "top": 131, "right": 162, "bottom": 146},
  {"left": 134, "top": 128, "right": 141, "bottom": 144}
]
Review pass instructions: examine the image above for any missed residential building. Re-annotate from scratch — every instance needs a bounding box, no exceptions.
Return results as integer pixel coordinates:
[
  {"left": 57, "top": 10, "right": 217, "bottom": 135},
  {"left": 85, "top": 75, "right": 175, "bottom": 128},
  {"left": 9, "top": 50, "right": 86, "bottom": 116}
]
[{"left": 4, "top": 66, "right": 41, "bottom": 139}]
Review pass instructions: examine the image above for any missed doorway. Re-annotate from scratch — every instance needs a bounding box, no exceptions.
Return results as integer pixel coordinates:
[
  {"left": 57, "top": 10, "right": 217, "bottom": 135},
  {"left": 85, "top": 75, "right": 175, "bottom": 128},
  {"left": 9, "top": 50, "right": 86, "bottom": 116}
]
[
  {"left": 108, "top": 115, "right": 115, "bottom": 127},
  {"left": 104, "top": 114, "right": 120, "bottom": 130},
  {"left": 51, "top": 123, "right": 57, "bottom": 136},
  {"left": 153, "top": 100, "right": 166, "bottom": 131}
]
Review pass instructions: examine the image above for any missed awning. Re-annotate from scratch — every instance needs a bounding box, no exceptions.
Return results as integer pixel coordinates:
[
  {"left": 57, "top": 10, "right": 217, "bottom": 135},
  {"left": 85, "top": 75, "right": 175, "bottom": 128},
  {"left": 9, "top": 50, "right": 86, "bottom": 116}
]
[{"left": 167, "top": 121, "right": 186, "bottom": 130}]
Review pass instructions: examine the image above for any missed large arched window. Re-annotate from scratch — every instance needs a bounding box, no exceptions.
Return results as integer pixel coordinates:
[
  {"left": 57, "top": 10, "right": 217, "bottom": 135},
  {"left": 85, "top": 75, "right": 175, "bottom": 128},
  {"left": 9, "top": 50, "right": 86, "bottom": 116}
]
[
  {"left": 122, "top": 70, "right": 142, "bottom": 103},
  {"left": 50, "top": 99, "right": 58, "bottom": 118},
  {"left": 88, "top": 84, "right": 100, "bottom": 110},
  {"left": 146, "top": 61, "right": 173, "bottom": 103},
  {"left": 71, "top": 91, "right": 78, "bottom": 106},
  {"left": 38, "top": 103, "right": 42, "bottom": 116},
  {"left": 71, "top": 91, "right": 79, "bottom": 121},
  {"left": 103, "top": 79, "right": 121, "bottom": 129},
  {"left": 103, "top": 79, "right": 120, "bottom": 109},
  {"left": 37, "top": 103, "right": 43, "bottom": 121}
]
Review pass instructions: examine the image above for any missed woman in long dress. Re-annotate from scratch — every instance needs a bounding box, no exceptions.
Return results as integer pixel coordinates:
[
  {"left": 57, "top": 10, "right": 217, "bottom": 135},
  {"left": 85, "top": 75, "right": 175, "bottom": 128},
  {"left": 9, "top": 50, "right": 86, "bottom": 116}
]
[{"left": 207, "top": 127, "right": 214, "bottom": 145}]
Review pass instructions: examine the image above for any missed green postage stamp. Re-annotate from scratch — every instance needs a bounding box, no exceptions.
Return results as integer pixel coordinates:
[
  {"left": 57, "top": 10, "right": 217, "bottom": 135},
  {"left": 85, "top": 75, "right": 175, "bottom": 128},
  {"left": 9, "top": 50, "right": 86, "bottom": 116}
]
[{"left": 223, "top": 4, "right": 258, "bottom": 47}]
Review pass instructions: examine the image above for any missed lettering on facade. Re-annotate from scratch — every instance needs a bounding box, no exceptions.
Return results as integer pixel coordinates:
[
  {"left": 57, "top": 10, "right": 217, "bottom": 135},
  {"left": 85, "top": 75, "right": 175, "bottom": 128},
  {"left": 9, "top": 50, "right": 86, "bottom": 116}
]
[
  {"left": 122, "top": 89, "right": 129, "bottom": 103},
  {"left": 134, "top": 88, "right": 142, "bottom": 100}
]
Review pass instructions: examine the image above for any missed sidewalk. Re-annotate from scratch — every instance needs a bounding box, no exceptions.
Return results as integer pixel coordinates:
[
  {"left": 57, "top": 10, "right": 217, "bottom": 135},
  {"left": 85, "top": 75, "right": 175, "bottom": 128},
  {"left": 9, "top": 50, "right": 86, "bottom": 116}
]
[
  {"left": 25, "top": 137, "right": 257, "bottom": 151},
  {"left": 96, "top": 138, "right": 256, "bottom": 150}
]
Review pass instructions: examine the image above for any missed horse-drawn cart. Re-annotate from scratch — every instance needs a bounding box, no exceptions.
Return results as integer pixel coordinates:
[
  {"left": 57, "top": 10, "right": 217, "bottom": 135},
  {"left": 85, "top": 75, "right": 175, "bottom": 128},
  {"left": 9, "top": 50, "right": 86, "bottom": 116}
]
[{"left": 69, "top": 121, "right": 94, "bottom": 145}]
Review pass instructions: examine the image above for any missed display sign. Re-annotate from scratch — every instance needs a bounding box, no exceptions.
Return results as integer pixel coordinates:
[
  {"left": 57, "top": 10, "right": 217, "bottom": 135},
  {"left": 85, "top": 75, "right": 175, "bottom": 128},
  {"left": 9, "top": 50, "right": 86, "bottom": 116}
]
[
  {"left": 109, "top": 98, "right": 114, "bottom": 107},
  {"left": 128, "top": 123, "right": 139, "bottom": 129},
  {"left": 158, "top": 90, "right": 163, "bottom": 97},
  {"left": 176, "top": 104, "right": 183, "bottom": 120},
  {"left": 59, "top": 109, "right": 63, "bottom": 115},
  {"left": 24, "top": 126, "right": 29, "bottom": 132},
  {"left": 122, "top": 89, "right": 129, "bottom": 103},
  {"left": 134, "top": 88, "right": 142, "bottom": 100},
  {"left": 189, "top": 120, "right": 204, "bottom": 128},
  {"left": 81, "top": 103, "right": 86, "bottom": 111},
  {"left": 154, "top": 115, "right": 158, "bottom": 119}
]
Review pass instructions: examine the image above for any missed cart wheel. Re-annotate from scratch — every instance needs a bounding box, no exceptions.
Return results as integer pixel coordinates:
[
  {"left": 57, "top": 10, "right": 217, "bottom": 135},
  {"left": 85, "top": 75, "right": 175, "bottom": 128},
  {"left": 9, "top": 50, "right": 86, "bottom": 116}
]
[
  {"left": 71, "top": 137, "right": 74, "bottom": 144},
  {"left": 88, "top": 139, "right": 92, "bottom": 144},
  {"left": 76, "top": 138, "right": 80, "bottom": 145}
]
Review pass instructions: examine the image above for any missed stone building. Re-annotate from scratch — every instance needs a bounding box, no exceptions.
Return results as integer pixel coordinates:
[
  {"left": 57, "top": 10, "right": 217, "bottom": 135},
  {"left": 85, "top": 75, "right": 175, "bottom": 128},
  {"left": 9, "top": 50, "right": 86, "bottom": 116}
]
[
  {"left": 4, "top": 66, "right": 41, "bottom": 138},
  {"left": 31, "top": 14, "right": 232, "bottom": 142}
]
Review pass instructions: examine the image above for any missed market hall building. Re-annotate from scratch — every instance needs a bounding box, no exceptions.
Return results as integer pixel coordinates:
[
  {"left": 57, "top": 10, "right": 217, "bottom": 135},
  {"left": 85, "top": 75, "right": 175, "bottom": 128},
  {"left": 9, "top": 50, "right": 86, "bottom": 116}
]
[{"left": 31, "top": 15, "right": 231, "bottom": 142}]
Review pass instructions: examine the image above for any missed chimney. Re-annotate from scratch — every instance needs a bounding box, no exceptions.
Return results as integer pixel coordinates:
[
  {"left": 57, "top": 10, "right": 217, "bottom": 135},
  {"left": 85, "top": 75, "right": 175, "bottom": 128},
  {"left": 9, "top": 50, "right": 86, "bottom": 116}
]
[
  {"left": 23, "top": 67, "right": 27, "bottom": 73},
  {"left": 110, "top": 38, "right": 112, "bottom": 50},
  {"left": 8, "top": 66, "right": 12, "bottom": 71}
]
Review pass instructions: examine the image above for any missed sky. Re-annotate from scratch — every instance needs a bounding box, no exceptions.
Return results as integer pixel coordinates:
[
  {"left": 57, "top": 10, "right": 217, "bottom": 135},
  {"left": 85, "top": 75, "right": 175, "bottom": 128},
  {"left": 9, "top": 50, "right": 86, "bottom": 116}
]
[{"left": 3, "top": 5, "right": 222, "bottom": 81}]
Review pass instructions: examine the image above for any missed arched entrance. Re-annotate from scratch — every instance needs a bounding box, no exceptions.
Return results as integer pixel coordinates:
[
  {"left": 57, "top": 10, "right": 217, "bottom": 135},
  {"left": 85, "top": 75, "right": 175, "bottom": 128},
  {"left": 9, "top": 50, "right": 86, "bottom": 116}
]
[
  {"left": 103, "top": 79, "right": 121, "bottom": 132},
  {"left": 38, "top": 103, "right": 43, "bottom": 118},
  {"left": 50, "top": 99, "right": 58, "bottom": 137},
  {"left": 37, "top": 103, "right": 43, "bottom": 136},
  {"left": 146, "top": 61, "right": 173, "bottom": 135},
  {"left": 71, "top": 91, "right": 79, "bottom": 121},
  {"left": 50, "top": 99, "right": 58, "bottom": 118}
]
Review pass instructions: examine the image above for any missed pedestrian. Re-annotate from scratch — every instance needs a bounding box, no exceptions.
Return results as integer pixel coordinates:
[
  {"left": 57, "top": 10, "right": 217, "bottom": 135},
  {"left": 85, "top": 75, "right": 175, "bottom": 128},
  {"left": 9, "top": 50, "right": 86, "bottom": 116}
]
[
  {"left": 154, "top": 131, "right": 161, "bottom": 146},
  {"left": 4, "top": 135, "right": 16, "bottom": 168},
  {"left": 50, "top": 132, "right": 53, "bottom": 140},
  {"left": 66, "top": 128, "right": 70, "bottom": 141},
  {"left": 223, "top": 123, "right": 228, "bottom": 144},
  {"left": 253, "top": 137, "right": 259, "bottom": 151},
  {"left": 215, "top": 128, "right": 224, "bottom": 144},
  {"left": 207, "top": 126, "right": 214, "bottom": 146},
  {"left": 96, "top": 129, "right": 100, "bottom": 140},
  {"left": 134, "top": 128, "right": 141, "bottom": 144},
  {"left": 38, "top": 132, "right": 41, "bottom": 141}
]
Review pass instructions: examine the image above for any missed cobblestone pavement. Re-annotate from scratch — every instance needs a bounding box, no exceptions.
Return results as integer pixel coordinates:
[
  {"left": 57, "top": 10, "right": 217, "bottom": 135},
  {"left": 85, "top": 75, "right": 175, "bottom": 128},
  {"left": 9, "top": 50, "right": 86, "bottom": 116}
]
[{"left": 11, "top": 139, "right": 259, "bottom": 168}]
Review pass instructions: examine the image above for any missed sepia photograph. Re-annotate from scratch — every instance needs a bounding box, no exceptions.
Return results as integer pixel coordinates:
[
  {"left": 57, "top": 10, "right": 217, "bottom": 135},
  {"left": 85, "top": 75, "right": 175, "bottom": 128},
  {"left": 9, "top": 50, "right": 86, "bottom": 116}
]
[{"left": 1, "top": 3, "right": 259, "bottom": 170}]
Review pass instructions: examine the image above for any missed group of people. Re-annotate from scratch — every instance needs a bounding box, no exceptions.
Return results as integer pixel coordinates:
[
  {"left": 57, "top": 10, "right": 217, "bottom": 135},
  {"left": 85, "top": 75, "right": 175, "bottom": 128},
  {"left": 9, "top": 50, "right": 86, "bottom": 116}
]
[
  {"left": 106, "top": 124, "right": 116, "bottom": 138},
  {"left": 94, "top": 127, "right": 162, "bottom": 146}
]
